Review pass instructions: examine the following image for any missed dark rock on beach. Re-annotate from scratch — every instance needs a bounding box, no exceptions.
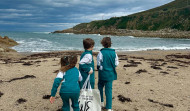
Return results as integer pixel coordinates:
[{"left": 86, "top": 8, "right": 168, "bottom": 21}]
[
  {"left": 151, "top": 66, "right": 162, "bottom": 70},
  {"left": 17, "top": 98, "right": 27, "bottom": 104},
  {"left": 118, "top": 95, "right": 132, "bottom": 103},
  {"left": 135, "top": 69, "right": 147, "bottom": 74},
  {"left": 123, "top": 64, "right": 138, "bottom": 67},
  {"left": 0, "top": 91, "right": 4, "bottom": 98},
  {"left": 42, "top": 95, "right": 51, "bottom": 99}
]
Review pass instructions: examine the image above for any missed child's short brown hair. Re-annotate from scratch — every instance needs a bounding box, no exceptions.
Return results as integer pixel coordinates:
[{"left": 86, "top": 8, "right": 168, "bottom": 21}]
[
  {"left": 101, "top": 37, "right": 111, "bottom": 48},
  {"left": 83, "top": 38, "right": 95, "bottom": 50}
]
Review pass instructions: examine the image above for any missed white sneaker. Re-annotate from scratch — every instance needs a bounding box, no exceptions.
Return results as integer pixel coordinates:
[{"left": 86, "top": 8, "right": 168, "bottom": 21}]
[
  {"left": 101, "top": 102, "right": 104, "bottom": 107},
  {"left": 107, "top": 109, "right": 113, "bottom": 111}
]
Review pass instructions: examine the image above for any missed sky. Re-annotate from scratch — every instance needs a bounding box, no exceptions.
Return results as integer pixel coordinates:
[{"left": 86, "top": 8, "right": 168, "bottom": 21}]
[{"left": 0, "top": 0, "right": 174, "bottom": 32}]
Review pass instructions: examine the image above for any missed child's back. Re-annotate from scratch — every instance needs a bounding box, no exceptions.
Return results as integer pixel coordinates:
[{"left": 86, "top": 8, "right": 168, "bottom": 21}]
[
  {"left": 98, "top": 48, "right": 118, "bottom": 81},
  {"left": 50, "top": 55, "right": 82, "bottom": 111},
  {"left": 97, "top": 37, "right": 119, "bottom": 111},
  {"left": 58, "top": 67, "right": 80, "bottom": 93},
  {"left": 79, "top": 38, "right": 95, "bottom": 89}
]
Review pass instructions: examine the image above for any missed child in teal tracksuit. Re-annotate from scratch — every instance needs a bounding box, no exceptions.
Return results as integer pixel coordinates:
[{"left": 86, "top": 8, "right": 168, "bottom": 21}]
[
  {"left": 79, "top": 38, "right": 95, "bottom": 89},
  {"left": 50, "top": 55, "right": 82, "bottom": 111},
  {"left": 97, "top": 37, "right": 119, "bottom": 111}
]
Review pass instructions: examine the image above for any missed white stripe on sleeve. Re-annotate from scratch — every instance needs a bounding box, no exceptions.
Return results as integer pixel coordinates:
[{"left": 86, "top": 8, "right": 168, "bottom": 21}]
[
  {"left": 78, "top": 71, "right": 83, "bottom": 81},
  {"left": 79, "top": 54, "right": 92, "bottom": 64},
  {"left": 97, "top": 51, "right": 103, "bottom": 66},
  {"left": 115, "top": 54, "right": 119, "bottom": 66},
  {"left": 56, "top": 71, "right": 65, "bottom": 79}
]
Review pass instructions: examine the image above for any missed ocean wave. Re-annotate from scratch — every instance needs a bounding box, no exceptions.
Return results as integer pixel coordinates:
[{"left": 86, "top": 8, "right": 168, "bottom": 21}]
[
  {"left": 32, "top": 32, "right": 51, "bottom": 34},
  {"left": 64, "top": 33, "right": 74, "bottom": 35}
]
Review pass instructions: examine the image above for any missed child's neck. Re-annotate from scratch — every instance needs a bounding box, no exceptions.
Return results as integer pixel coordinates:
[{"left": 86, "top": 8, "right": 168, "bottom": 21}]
[
  {"left": 86, "top": 49, "right": 92, "bottom": 51},
  {"left": 86, "top": 47, "right": 93, "bottom": 51}
]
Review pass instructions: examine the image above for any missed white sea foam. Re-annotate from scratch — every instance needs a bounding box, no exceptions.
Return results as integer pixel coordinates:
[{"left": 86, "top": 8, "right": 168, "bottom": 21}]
[
  {"left": 64, "top": 33, "right": 74, "bottom": 35},
  {"left": 32, "top": 32, "right": 51, "bottom": 34},
  {"left": 7, "top": 32, "right": 190, "bottom": 52}
]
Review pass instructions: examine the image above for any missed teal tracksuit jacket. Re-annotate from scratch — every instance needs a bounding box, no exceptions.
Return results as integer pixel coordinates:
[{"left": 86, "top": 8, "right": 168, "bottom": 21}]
[{"left": 79, "top": 50, "right": 95, "bottom": 89}]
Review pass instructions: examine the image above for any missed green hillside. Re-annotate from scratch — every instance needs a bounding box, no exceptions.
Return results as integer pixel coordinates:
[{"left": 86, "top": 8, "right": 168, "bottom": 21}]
[{"left": 73, "top": 0, "right": 190, "bottom": 31}]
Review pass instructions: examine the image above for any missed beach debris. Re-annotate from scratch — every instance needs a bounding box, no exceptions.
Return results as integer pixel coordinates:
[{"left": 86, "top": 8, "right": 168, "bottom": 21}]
[
  {"left": 146, "top": 59, "right": 164, "bottom": 62},
  {"left": 20, "top": 57, "right": 28, "bottom": 60},
  {"left": 151, "top": 62, "right": 167, "bottom": 66},
  {"left": 135, "top": 69, "right": 147, "bottom": 74},
  {"left": 0, "top": 91, "right": 4, "bottom": 98},
  {"left": 148, "top": 99, "right": 174, "bottom": 108},
  {"left": 167, "top": 66, "right": 178, "bottom": 69},
  {"left": 3, "top": 59, "right": 11, "bottom": 64},
  {"left": 57, "top": 109, "right": 62, "bottom": 111},
  {"left": 171, "top": 59, "right": 190, "bottom": 64},
  {"left": 166, "top": 54, "right": 190, "bottom": 59},
  {"left": 130, "top": 56, "right": 145, "bottom": 60},
  {"left": 23, "top": 62, "right": 33, "bottom": 66},
  {"left": 117, "top": 95, "right": 132, "bottom": 102},
  {"left": 177, "top": 64, "right": 188, "bottom": 67},
  {"left": 6, "top": 75, "right": 36, "bottom": 82},
  {"left": 127, "top": 60, "right": 141, "bottom": 64},
  {"left": 12, "top": 60, "right": 25, "bottom": 63},
  {"left": 125, "top": 81, "right": 130, "bottom": 84},
  {"left": 160, "top": 71, "right": 169, "bottom": 75},
  {"left": 17, "top": 98, "right": 27, "bottom": 104},
  {"left": 119, "top": 58, "right": 128, "bottom": 60},
  {"left": 34, "top": 60, "right": 41, "bottom": 63},
  {"left": 52, "top": 65, "right": 58, "bottom": 66},
  {"left": 123, "top": 64, "right": 138, "bottom": 67},
  {"left": 42, "top": 95, "right": 51, "bottom": 99},
  {"left": 151, "top": 66, "right": 162, "bottom": 70},
  {"left": 52, "top": 59, "right": 58, "bottom": 61}
]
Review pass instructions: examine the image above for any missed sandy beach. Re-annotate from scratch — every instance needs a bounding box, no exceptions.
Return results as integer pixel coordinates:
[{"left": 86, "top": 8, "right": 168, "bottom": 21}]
[{"left": 0, "top": 50, "right": 190, "bottom": 111}]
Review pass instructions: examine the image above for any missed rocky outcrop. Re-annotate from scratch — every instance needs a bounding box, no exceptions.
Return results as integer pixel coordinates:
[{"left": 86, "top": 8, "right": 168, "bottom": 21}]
[
  {"left": 53, "top": 0, "right": 190, "bottom": 39},
  {"left": 0, "top": 36, "right": 18, "bottom": 52},
  {"left": 53, "top": 28, "right": 74, "bottom": 33},
  {"left": 53, "top": 28, "right": 190, "bottom": 39}
]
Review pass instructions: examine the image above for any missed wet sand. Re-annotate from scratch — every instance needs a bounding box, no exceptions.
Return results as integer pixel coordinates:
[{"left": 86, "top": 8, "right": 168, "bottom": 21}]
[{"left": 0, "top": 50, "right": 190, "bottom": 111}]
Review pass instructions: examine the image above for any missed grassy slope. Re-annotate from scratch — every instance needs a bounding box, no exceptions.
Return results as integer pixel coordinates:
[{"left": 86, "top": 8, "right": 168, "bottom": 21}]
[{"left": 73, "top": 0, "right": 190, "bottom": 31}]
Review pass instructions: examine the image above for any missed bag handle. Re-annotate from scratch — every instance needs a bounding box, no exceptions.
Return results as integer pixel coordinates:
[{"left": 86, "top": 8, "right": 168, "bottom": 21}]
[{"left": 81, "top": 75, "right": 92, "bottom": 90}]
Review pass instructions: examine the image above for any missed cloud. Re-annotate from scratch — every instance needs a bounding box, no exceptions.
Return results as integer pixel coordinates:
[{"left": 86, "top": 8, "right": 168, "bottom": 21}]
[
  {"left": 0, "top": 0, "right": 174, "bottom": 31},
  {"left": 0, "top": 13, "right": 33, "bottom": 18},
  {"left": 0, "top": 9, "right": 29, "bottom": 12},
  {"left": 70, "top": 6, "right": 145, "bottom": 22}
]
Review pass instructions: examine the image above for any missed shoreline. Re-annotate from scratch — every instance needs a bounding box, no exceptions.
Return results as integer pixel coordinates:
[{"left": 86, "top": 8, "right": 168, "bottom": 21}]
[{"left": 53, "top": 29, "right": 190, "bottom": 39}]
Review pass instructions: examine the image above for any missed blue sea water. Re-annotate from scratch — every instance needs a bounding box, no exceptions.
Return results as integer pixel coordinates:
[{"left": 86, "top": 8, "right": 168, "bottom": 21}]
[{"left": 0, "top": 32, "right": 190, "bottom": 52}]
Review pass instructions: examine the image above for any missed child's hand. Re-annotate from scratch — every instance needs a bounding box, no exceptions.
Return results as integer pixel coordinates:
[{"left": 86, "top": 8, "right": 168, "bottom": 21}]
[
  {"left": 88, "top": 68, "right": 93, "bottom": 74},
  {"left": 50, "top": 97, "right": 55, "bottom": 104}
]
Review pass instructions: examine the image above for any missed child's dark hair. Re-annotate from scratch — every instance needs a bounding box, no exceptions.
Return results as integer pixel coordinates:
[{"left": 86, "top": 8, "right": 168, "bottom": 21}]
[
  {"left": 83, "top": 38, "right": 95, "bottom": 50},
  {"left": 101, "top": 37, "right": 112, "bottom": 48},
  {"left": 60, "top": 54, "right": 77, "bottom": 72}
]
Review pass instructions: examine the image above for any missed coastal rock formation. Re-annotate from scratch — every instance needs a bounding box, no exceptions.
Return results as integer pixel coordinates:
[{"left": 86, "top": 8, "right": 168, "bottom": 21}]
[
  {"left": 53, "top": 28, "right": 190, "bottom": 39},
  {"left": 0, "top": 36, "right": 18, "bottom": 52},
  {"left": 53, "top": 0, "right": 190, "bottom": 39}
]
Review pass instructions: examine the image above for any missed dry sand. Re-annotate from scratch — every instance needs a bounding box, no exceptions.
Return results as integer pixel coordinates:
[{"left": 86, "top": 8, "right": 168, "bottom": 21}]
[{"left": 0, "top": 50, "right": 190, "bottom": 111}]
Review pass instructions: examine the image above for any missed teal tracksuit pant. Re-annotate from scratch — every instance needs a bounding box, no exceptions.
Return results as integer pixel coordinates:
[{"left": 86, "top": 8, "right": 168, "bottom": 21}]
[
  {"left": 60, "top": 93, "right": 80, "bottom": 111},
  {"left": 98, "top": 80, "right": 113, "bottom": 109}
]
